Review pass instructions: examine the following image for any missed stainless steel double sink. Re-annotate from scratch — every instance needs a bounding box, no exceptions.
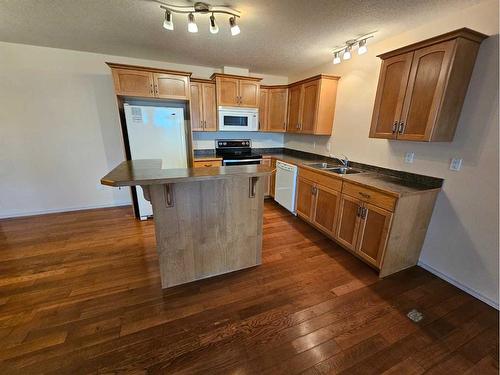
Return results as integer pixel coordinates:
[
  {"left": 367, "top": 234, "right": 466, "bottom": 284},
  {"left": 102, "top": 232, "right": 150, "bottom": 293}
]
[{"left": 306, "top": 162, "right": 363, "bottom": 175}]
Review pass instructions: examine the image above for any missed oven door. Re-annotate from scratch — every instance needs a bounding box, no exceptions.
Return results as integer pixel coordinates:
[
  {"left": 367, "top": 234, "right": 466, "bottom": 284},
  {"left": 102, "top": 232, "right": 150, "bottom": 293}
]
[
  {"left": 223, "top": 159, "right": 262, "bottom": 166},
  {"left": 218, "top": 107, "right": 258, "bottom": 131}
]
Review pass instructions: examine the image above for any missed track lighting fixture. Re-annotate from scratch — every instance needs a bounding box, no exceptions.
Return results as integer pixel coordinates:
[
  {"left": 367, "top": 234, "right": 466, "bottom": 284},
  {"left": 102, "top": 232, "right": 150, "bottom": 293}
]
[
  {"left": 156, "top": 1, "right": 241, "bottom": 35},
  {"left": 343, "top": 46, "right": 352, "bottom": 60},
  {"left": 209, "top": 14, "right": 219, "bottom": 34},
  {"left": 229, "top": 17, "right": 240, "bottom": 36},
  {"left": 163, "top": 10, "right": 174, "bottom": 30},
  {"left": 332, "top": 33, "right": 375, "bottom": 65},
  {"left": 333, "top": 51, "right": 341, "bottom": 65},
  {"left": 358, "top": 39, "right": 367, "bottom": 55},
  {"left": 187, "top": 13, "right": 198, "bottom": 33}
]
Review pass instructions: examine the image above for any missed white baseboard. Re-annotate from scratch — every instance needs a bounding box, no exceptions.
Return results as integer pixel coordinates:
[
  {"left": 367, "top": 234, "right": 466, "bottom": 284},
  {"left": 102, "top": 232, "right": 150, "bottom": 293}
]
[
  {"left": 418, "top": 261, "right": 499, "bottom": 310},
  {"left": 0, "top": 202, "right": 132, "bottom": 219}
]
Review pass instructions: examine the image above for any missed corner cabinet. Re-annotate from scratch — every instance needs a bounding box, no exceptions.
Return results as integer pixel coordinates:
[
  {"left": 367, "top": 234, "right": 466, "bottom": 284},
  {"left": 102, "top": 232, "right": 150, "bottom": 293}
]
[
  {"left": 286, "top": 75, "right": 340, "bottom": 135},
  {"left": 190, "top": 79, "right": 217, "bottom": 132},
  {"left": 259, "top": 86, "right": 288, "bottom": 132},
  {"left": 211, "top": 74, "right": 261, "bottom": 108},
  {"left": 369, "top": 28, "right": 487, "bottom": 142},
  {"left": 108, "top": 63, "right": 191, "bottom": 100}
]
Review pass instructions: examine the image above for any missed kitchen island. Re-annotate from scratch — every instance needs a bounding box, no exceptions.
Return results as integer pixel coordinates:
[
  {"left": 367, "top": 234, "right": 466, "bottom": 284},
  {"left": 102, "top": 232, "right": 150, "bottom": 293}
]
[{"left": 101, "top": 159, "right": 272, "bottom": 288}]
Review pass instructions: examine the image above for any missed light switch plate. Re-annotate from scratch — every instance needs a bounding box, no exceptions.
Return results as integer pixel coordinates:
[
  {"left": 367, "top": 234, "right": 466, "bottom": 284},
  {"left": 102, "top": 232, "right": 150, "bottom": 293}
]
[
  {"left": 450, "top": 158, "right": 463, "bottom": 171},
  {"left": 404, "top": 152, "right": 415, "bottom": 164}
]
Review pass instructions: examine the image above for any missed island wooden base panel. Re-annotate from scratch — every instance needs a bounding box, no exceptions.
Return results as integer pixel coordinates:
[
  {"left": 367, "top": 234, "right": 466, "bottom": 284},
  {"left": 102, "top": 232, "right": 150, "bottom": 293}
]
[{"left": 0, "top": 201, "right": 497, "bottom": 374}]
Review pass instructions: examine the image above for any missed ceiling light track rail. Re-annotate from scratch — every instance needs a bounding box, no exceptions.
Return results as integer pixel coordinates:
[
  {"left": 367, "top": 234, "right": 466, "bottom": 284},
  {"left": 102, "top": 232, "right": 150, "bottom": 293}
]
[{"left": 154, "top": 1, "right": 241, "bottom": 35}]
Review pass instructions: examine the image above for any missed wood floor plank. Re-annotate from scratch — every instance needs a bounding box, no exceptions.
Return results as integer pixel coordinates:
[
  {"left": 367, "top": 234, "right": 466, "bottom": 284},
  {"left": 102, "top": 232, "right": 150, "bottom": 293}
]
[{"left": 0, "top": 201, "right": 497, "bottom": 374}]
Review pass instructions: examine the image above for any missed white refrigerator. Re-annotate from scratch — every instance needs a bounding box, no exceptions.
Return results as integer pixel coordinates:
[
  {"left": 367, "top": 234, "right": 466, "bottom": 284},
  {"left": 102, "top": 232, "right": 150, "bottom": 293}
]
[{"left": 124, "top": 103, "right": 188, "bottom": 219}]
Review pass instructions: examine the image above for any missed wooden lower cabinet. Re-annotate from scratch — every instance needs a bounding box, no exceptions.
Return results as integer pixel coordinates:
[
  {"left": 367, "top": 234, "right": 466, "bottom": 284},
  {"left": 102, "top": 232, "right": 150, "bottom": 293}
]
[
  {"left": 269, "top": 158, "right": 276, "bottom": 198},
  {"left": 261, "top": 158, "right": 272, "bottom": 197},
  {"left": 296, "top": 177, "right": 315, "bottom": 219},
  {"left": 312, "top": 185, "right": 340, "bottom": 237},
  {"left": 336, "top": 194, "right": 362, "bottom": 251},
  {"left": 356, "top": 203, "right": 393, "bottom": 267},
  {"left": 293, "top": 165, "right": 439, "bottom": 276},
  {"left": 336, "top": 195, "right": 392, "bottom": 267},
  {"left": 193, "top": 160, "right": 222, "bottom": 168}
]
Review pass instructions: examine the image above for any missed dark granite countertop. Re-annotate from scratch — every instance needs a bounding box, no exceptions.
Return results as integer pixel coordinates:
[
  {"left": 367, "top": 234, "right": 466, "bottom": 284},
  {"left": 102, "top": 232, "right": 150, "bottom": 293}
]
[
  {"left": 101, "top": 159, "right": 272, "bottom": 187},
  {"left": 194, "top": 148, "right": 443, "bottom": 197}
]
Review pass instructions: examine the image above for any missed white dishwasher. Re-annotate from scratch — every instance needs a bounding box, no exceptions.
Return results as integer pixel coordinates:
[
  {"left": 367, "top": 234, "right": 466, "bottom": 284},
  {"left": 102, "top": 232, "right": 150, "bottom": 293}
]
[{"left": 274, "top": 161, "right": 298, "bottom": 215}]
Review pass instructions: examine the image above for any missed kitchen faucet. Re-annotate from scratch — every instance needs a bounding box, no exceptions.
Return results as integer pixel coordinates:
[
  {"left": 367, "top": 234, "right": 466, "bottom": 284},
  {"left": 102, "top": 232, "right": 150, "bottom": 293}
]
[{"left": 333, "top": 154, "right": 349, "bottom": 168}]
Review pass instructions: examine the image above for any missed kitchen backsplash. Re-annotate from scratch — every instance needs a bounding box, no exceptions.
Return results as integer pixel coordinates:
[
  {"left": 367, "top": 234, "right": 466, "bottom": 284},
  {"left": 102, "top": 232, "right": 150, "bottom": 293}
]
[{"left": 191, "top": 131, "right": 285, "bottom": 150}]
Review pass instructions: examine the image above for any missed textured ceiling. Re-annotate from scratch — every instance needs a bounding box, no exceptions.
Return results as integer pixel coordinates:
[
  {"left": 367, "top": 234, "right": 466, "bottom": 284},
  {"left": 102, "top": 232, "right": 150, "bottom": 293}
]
[{"left": 0, "top": 0, "right": 480, "bottom": 75}]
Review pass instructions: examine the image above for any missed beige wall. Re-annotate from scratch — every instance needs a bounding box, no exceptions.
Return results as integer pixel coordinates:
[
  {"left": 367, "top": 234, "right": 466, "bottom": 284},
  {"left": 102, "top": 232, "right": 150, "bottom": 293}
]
[
  {"left": 0, "top": 42, "right": 286, "bottom": 218},
  {"left": 286, "top": 0, "right": 499, "bottom": 307}
]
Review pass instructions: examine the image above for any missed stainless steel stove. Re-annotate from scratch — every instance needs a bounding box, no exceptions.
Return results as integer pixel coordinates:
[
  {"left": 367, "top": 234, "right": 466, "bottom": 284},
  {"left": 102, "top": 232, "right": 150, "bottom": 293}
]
[{"left": 215, "top": 139, "right": 263, "bottom": 166}]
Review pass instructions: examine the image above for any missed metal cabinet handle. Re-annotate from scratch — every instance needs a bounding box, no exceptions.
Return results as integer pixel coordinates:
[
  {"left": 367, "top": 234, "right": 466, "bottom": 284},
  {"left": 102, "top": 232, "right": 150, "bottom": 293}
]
[
  {"left": 154, "top": 84, "right": 158, "bottom": 96},
  {"left": 150, "top": 84, "right": 154, "bottom": 95},
  {"left": 249, "top": 177, "right": 258, "bottom": 198},
  {"left": 359, "top": 192, "right": 371, "bottom": 199},
  {"left": 164, "top": 184, "right": 174, "bottom": 207},
  {"left": 398, "top": 121, "right": 405, "bottom": 134},
  {"left": 357, "top": 206, "right": 362, "bottom": 217},
  {"left": 392, "top": 121, "right": 398, "bottom": 134},
  {"left": 361, "top": 207, "right": 367, "bottom": 219}
]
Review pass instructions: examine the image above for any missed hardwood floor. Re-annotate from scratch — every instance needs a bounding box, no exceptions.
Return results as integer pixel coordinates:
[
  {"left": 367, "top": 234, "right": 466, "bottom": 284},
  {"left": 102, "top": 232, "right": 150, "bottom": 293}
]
[{"left": 0, "top": 201, "right": 497, "bottom": 374}]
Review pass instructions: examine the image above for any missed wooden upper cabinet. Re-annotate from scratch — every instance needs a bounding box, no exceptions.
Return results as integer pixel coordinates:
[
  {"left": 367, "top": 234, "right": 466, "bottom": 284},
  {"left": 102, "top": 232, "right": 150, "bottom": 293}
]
[
  {"left": 369, "top": 28, "right": 487, "bottom": 142},
  {"left": 370, "top": 52, "right": 413, "bottom": 139},
  {"left": 154, "top": 73, "right": 190, "bottom": 100},
  {"left": 287, "top": 85, "right": 302, "bottom": 132},
  {"left": 268, "top": 88, "right": 288, "bottom": 132},
  {"left": 189, "top": 83, "right": 204, "bottom": 131},
  {"left": 111, "top": 69, "right": 153, "bottom": 97},
  {"left": 190, "top": 80, "right": 217, "bottom": 132},
  {"left": 398, "top": 41, "right": 454, "bottom": 141},
  {"left": 296, "top": 177, "right": 315, "bottom": 219},
  {"left": 216, "top": 77, "right": 239, "bottom": 106},
  {"left": 107, "top": 63, "right": 192, "bottom": 100},
  {"left": 212, "top": 74, "right": 261, "bottom": 108},
  {"left": 301, "top": 80, "right": 319, "bottom": 134},
  {"left": 202, "top": 83, "right": 217, "bottom": 131},
  {"left": 239, "top": 80, "right": 260, "bottom": 107},
  {"left": 356, "top": 203, "right": 392, "bottom": 267},
  {"left": 286, "top": 75, "right": 339, "bottom": 135},
  {"left": 259, "top": 88, "right": 269, "bottom": 130}
]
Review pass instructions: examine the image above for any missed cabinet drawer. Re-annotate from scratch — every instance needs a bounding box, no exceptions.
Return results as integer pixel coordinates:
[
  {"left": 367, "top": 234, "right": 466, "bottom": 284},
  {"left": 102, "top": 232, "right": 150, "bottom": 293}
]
[
  {"left": 299, "top": 167, "right": 342, "bottom": 191},
  {"left": 342, "top": 182, "right": 396, "bottom": 212},
  {"left": 193, "top": 160, "right": 222, "bottom": 168}
]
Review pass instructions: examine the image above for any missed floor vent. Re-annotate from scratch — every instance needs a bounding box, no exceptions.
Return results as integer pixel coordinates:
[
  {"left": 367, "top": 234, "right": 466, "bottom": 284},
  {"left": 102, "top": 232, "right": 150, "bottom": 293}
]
[{"left": 407, "top": 309, "right": 424, "bottom": 322}]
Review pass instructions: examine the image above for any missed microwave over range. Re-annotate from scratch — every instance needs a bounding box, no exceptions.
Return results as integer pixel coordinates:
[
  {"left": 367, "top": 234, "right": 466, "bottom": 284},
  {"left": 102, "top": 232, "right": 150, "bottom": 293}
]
[{"left": 218, "top": 106, "right": 259, "bottom": 132}]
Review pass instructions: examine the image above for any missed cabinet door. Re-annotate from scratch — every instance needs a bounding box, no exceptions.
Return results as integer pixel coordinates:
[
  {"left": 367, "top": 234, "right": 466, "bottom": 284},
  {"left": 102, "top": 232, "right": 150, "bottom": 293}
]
[
  {"left": 356, "top": 203, "right": 392, "bottom": 267},
  {"left": 189, "top": 83, "right": 204, "bottom": 131},
  {"left": 268, "top": 88, "right": 288, "bottom": 132},
  {"left": 301, "top": 80, "right": 319, "bottom": 134},
  {"left": 112, "top": 69, "right": 153, "bottom": 97},
  {"left": 260, "top": 158, "right": 272, "bottom": 197},
  {"left": 336, "top": 194, "right": 362, "bottom": 251},
  {"left": 398, "top": 40, "right": 455, "bottom": 141},
  {"left": 287, "top": 85, "right": 302, "bottom": 132},
  {"left": 217, "top": 77, "right": 239, "bottom": 106},
  {"left": 239, "top": 81, "right": 260, "bottom": 107},
  {"left": 202, "top": 83, "right": 217, "bottom": 131},
  {"left": 270, "top": 158, "right": 276, "bottom": 198},
  {"left": 369, "top": 52, "right": 414, "bottom": 139},
  {"left": 296, "top": 177, "right": 314, "bottom": 220},
  {"left": 259, "top": 88, "right": 269, "bottom": 130},
  {"left": 153, "top": 73, "right": 190, "bottom": 100},
  {"left": 312, "top": 185, "right": 340, "bottom": 237}
]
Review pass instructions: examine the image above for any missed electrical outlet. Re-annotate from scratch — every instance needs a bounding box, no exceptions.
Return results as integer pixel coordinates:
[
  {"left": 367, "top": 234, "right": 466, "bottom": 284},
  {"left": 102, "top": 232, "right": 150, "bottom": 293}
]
[
  {"left": 450, "top": 158, "right": 463, "bottom": 171},
  {"left": 404, "top": 152, "right": 415, "bottom": 164}
]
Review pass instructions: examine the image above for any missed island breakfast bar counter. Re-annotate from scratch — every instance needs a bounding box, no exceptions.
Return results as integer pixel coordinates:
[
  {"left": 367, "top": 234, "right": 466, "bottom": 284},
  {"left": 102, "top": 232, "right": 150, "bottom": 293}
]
[{"left": 101, "top": 160, "right": 272, "bottom": 288}]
